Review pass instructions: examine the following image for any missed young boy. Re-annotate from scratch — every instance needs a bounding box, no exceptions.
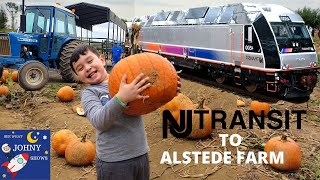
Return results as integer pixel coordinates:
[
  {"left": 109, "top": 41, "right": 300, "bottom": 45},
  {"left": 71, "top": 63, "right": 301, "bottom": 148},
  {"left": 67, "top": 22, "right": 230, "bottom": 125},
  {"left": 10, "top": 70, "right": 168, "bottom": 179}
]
[
  {"left": 70, "top": 44, "right": 151, "bottom": 180},
  {"left": 70, "top": 45, "right": 180, "bottom": 180}
]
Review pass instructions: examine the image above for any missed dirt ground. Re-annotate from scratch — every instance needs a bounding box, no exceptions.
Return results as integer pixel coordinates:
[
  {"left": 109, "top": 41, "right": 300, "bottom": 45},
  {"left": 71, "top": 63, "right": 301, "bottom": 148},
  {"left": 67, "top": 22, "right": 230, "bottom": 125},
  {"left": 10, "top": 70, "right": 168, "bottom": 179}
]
[{"left": 0, "top": 68, "right": 319, "bottom": 180}]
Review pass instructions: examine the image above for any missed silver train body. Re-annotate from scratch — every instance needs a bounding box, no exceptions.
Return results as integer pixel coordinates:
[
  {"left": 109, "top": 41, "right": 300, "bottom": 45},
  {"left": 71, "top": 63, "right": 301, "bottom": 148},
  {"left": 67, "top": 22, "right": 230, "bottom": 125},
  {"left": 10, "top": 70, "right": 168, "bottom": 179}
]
[{"left": 137, "top": 3, "right": 319, "bottom": 98}]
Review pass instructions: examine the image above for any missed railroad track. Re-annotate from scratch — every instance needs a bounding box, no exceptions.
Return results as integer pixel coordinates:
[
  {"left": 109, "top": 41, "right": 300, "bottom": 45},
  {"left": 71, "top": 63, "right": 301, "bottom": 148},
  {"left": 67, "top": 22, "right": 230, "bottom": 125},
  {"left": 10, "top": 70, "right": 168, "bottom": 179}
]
[{"left": 177, "top": 67, "right": 309, "bottom": 103}]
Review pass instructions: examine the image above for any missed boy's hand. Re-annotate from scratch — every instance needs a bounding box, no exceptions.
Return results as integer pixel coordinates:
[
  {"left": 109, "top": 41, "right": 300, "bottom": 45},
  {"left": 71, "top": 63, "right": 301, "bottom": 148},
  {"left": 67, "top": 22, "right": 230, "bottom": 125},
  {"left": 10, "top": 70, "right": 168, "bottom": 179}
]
[
  {"left": 116, "top": 73, "right": 151, "bottom": 104},
  {"left": 177, "top": 76, "right": 181, "bottom": 95}
]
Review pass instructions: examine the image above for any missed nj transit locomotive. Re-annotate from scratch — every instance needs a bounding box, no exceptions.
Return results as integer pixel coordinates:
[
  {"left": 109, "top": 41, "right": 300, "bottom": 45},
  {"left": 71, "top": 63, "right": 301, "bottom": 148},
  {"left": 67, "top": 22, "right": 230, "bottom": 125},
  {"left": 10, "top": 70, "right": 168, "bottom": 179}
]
[{"left": 137, "top": 3, "right": 319, "bottom": 98}]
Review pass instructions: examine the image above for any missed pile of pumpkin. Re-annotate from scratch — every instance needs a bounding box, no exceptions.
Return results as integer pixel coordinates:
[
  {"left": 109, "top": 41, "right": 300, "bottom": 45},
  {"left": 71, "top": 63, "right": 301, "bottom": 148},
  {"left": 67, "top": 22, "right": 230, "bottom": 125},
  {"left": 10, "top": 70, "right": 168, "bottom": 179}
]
[
  {"left": 0, "top": 68, "right": 19, "bottom": 96},
  {"left": 161, "top": 96, "right": 302, "bottom": 171},
  {"left": 51, "top": 129, "right": 96, "bottom": 166}
]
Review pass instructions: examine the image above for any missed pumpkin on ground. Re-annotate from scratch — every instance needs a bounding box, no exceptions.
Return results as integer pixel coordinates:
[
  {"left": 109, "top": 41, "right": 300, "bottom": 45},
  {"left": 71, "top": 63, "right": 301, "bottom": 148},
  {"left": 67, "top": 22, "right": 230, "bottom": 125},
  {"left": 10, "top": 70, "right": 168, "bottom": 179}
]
[
  {"left": 264, "top": 134, "right": 302, "bottom": 171},
  {"left": 51, "top": 129, "right": 77, "bottom": 156},
  {"left": 65, "top": 134, "right": 96, "bottom": 166},
  {"left": 0, "top": 85, "right": 9, "bottom": 96},
  {"left": 250, "top": 100, "right": 270, "bottom": 116},
  {"left": 11, "top": 71, "right": 18, "bottom": 82},
  {"left": 108, "top": 53, "right": 178, "bottom": 115},
  {"left": 185, "top": 98, "right": 213, "bottom": 139},
  {"left": 0, "top": 69, "right": 9, "bottom": 83},
  {"left": 237, "top": 100, "right": 245, "bottom": 107},
  {"left": 56, "top": 86, "right": 75, "bottom": 102},
  {"left": 159, "top": 93, "right": 194, "bottom": 122}
]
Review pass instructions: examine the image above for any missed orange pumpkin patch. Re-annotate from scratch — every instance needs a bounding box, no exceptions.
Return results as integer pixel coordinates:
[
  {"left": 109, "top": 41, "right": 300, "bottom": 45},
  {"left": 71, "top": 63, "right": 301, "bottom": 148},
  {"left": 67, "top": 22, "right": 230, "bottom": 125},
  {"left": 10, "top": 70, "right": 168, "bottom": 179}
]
[
  {"left": 51, "top": 129, "right": 77, "bottom": 156},
  {"left": 264, "top": 135, "right": 302, "bottom": 171},
  {"left": 108, "top": 53, "right": 178, "bottom": 115},
  {"left": 65, "top": 134, "right": 96, "bottom": 166}
]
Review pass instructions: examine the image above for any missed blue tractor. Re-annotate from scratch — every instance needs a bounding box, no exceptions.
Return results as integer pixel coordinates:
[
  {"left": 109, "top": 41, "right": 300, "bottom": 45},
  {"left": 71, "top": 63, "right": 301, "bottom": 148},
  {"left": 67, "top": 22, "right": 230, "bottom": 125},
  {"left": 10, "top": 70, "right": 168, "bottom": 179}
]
[{"left": 0, "top": 3, "right": 82, "bottom": 90}]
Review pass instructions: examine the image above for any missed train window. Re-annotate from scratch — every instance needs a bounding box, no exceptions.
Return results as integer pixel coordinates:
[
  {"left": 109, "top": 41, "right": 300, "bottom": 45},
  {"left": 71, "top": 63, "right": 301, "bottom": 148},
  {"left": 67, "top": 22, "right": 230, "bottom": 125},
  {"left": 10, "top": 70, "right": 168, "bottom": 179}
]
[
  {"left": 271, "top": 24, "right": 290, "bottom": 39},
  {"left": 169, "top": 11, "right": 180, "bottom": 21},
  {"left": 185, "top": 7, "right": 209, "bottom": 19},
  {"left": 154, "top": 12, "right": 170, "bottom": 21},
  {"left": 244, "top": 25, "right": 261, "bottom": 53},
  {"left": 288, "top": 24, "right": 309, "bottom": 39},
  {"left": 218, "top": 5, "right": 236, "bottom": 23},
  {"left": 145, "top": 16, "right": 155, "bottom": 27},
  {"left": 203, "top": 7, "right": 222, "bottom": 23}
]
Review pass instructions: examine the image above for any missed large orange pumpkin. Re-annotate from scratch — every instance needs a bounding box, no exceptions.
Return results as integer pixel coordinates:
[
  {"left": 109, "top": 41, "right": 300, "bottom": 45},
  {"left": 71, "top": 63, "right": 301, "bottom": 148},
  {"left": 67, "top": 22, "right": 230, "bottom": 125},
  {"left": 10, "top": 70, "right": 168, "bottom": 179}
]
[
  {"left": 51, "top": 129, "right": 77, "bottom": 156},
  {"left": 264, "top": 135, "right": 302, "bottom": 171},
  {"left": 56, "top": 86, "right": 75, "bottom": 102},
  {"left": 65, "top": 134, "right": 96, "bottom": 166},
  {"left": 0, "top": 85, "right": 9, "bottom": 96},
  {"left": 185, "top": 99, "right": 213, "bottom": 139},
  {"left": 159, "top": 93, "right": 194, "bottom": 122},
  {"left": 108, "top": 53, "right": 178, "bottom": 115},
  {"left": 0, "top": 69, "right": 9, "bottom": 83},
  {"left": 11, "top": 71, "right": 18, "bottom": 82},
  {"left": 250, "top": 100, "right": 270, "bottom": 116}
]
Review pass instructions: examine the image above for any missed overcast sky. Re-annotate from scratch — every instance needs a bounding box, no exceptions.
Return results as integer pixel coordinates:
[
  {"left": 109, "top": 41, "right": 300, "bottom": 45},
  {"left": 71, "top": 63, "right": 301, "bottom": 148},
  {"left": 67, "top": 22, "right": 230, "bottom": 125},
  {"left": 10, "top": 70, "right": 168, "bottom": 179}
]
[
  {"left": 1, "top": 0, "right": 319, "bottom": 39},
  {"left": 1, "top": 0, "right": 319, "bottom": 20}
]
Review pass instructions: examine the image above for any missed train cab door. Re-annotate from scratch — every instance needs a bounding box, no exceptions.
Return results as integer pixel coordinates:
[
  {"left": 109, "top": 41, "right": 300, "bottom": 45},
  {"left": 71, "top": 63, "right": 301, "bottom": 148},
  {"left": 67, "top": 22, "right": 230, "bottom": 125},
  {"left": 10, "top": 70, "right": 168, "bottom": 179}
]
[
  {"left": 242, "top": 25, "right": 262, "bottom": 92},
  {"left": 244, "top": 25, "right": 261, "bottom": 55}
]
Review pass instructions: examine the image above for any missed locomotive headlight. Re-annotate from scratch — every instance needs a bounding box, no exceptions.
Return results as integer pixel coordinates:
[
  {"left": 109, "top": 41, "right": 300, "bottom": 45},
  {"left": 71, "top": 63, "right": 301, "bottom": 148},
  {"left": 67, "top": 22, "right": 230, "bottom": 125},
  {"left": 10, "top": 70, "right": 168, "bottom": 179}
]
[
  {"left": 310, "top": 62, "right": 317, "bottom": 67},
  {"left": 286, "top": 64, "right": 290, "bottom": 69},
  {"left": 275, "top": 73, "right": 279, "bottom": 80},
  {"left": 282, "top": 64, "right": 290, "bottom": 70}
]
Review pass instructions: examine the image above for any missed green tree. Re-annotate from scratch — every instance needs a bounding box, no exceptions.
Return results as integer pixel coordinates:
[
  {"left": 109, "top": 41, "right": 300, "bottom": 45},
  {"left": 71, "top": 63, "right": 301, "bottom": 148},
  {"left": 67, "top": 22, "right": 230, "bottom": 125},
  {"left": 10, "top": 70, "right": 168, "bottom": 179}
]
[
  {"left": 121, "top": 18, "right": 128, "bottom": 23},
  {"left": 0, "top": 7, "right": 8, "bottom": 29},
  {"left": 135, "top": 18, "right": 141, "bottom": 22},
  {"left": 296, "top": 7, "right": 320, "bottom": 28},
  {"left": 5, "top": 2, "right": 18, "bottom": 29}
]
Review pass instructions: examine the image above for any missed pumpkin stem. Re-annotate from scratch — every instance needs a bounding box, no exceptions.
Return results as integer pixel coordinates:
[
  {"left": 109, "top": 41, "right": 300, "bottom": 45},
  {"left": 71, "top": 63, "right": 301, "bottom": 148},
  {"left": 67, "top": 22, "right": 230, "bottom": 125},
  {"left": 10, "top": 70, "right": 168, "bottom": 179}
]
[
  {"left": 281, "top": 133, "right": 288, "bottom": 141},
  {"left": 81, "top": 134, "right": 87, "bottom": 143},
  {"left": 196, "top": 98, "right": 205, "bottom": 109}
]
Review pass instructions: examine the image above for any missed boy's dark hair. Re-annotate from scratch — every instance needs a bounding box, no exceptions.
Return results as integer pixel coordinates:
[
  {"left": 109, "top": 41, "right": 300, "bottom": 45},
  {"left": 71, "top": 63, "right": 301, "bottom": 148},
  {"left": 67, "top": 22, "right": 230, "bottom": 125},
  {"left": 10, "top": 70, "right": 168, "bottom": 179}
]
[{"left": 70, "top": 44, "right": 100, "bottom": 73}]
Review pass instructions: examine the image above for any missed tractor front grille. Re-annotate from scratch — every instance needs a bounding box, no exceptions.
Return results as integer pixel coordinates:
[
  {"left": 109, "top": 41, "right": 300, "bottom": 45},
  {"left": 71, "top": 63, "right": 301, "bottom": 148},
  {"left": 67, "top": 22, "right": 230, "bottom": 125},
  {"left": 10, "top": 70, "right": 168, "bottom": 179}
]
[{"left": 0, "top": 34, "right": 11, "bottom": 56}]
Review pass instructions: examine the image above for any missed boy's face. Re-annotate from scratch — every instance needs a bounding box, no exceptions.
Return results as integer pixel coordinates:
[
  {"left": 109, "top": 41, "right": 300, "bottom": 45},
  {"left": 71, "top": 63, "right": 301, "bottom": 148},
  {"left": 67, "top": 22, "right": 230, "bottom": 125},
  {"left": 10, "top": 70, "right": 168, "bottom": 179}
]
[{"left": 73, "top": 50, "right": 108, "bottom": 84}]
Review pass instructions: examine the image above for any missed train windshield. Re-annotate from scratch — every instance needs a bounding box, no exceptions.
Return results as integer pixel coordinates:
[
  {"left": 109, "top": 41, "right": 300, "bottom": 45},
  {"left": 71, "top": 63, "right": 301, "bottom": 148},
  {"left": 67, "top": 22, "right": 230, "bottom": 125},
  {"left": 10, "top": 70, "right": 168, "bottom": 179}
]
[
  {"left": 271, "top": 23, "right": 310, "bottom": 40},
  {"left": 271, "top": 22, "right": 314, "bottom": 53}
]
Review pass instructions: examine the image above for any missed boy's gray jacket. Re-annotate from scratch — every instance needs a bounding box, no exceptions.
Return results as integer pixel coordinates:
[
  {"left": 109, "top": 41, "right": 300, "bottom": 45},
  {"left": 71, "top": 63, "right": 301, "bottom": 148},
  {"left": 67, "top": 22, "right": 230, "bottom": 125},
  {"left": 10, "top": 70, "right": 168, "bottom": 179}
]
[{"left": 81, "top": 82, "right": 149, "bottom": 162}]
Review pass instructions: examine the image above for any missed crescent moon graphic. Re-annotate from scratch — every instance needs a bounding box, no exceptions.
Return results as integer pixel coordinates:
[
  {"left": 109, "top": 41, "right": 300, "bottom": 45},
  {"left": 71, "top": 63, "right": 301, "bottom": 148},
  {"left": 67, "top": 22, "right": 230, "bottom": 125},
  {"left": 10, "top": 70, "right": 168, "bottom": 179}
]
[{"left": 27, "top": 132, "right": 38, "bottom": 144}]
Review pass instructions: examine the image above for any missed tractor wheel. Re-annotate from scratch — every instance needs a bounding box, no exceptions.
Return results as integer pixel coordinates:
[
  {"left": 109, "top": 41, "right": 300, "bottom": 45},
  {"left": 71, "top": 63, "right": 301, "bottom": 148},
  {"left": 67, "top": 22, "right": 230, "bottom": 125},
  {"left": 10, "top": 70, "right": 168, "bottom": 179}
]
[
  {"left": 59, "top": 40, "right": 82, "bottom": 83},
  {"left": 18, "top": 61, "right": 49, "bottom": 91}
]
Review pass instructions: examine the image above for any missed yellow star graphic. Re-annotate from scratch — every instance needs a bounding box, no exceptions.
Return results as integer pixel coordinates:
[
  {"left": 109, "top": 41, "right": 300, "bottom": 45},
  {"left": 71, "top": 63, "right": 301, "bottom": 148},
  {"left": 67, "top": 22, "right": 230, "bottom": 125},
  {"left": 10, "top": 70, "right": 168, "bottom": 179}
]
[
  {"left": 2, "top": 174, "right": 6, "bottom": 178},
  {"left": 44, "top": 150, "right": 48, "bottom": 155}
]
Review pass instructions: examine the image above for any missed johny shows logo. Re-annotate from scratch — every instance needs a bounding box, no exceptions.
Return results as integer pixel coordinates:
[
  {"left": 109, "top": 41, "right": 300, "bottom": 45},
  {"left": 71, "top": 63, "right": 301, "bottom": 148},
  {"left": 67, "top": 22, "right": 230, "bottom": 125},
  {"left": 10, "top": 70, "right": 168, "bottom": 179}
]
[{"left": 0, "top": 130, "right": 50, "bottom": 179}]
